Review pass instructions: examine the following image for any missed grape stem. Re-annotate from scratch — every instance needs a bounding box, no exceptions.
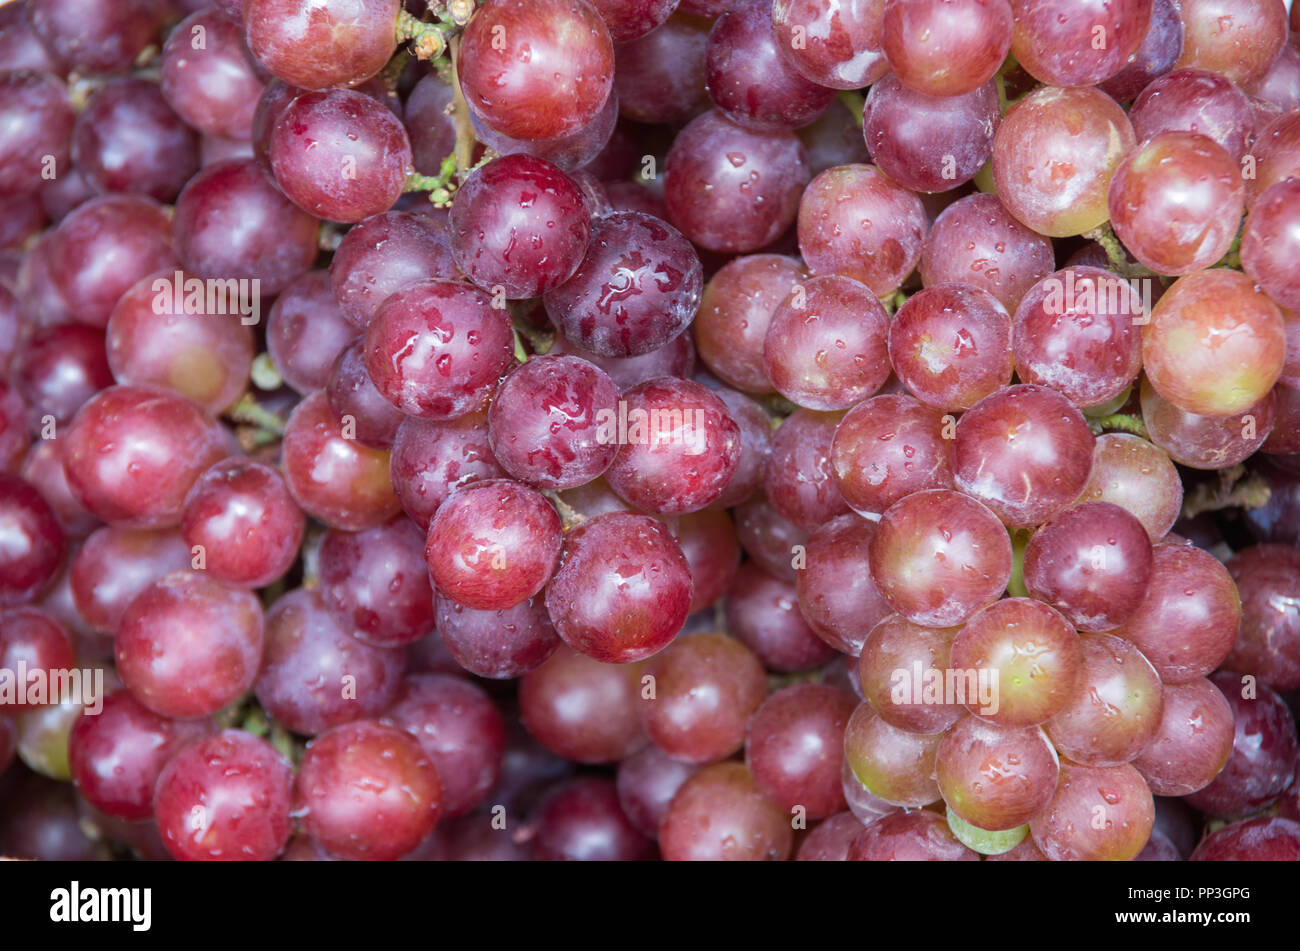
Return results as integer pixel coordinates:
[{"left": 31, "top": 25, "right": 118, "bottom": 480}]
[
  {"left": 511, "top": 311, "right": 555, "bottom": 359},
  {"left": 226, "top": 392, "right": 286, "bottom": 436},
  {"left": 395, "top": 9, "right": 449, "bottom": 60},
  {"left": 1082, "top": 224, "right": 1159, "bottom": 280},
  {"left": 1181, "top": 465, "right": 1272, "bottom": 519},
  {"left": 543, "top": 491, "right": 586, "bottom": 531},
  {"left": 1214, "top": 228, "right": 1243, "bottom": 271},
  {"left": 448, "top": 35, "right": 477, "bottom": 175},
  {"left": 1087, "top": 412, "right": 1148, "bottom": 438},
  {"left": 837, "top": 90, "right": 864, "bottom": 126}
]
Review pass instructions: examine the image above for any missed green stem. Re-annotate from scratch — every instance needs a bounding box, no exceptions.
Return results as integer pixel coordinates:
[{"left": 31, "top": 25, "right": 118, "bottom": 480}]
[
  {"left": 543, "top": 491, "right": 586, "bottom": 531},
  {"left": 396, "top": 9, "right": 449, "bottom": 59},
  {"left": 836, "top": 89, "right": 864, "bottom": 126},
  {"left": 1181, "top": 467, "right": 1272, "bottom": 520},
  {"left": 1082, "top": 224, "right": 1159, "bottom": 280},
  {"left": 226, "top": 393, "right": 286, "bottom": 436},
  {"left": 448, "top": 36, "right": 476, "bottom": 175},
  {"left": 1088, "top": 412, "right": 1148, "bottom": 438},
  {"left": 1214, "top": 228, "right": 1243, "bottom": 271}
]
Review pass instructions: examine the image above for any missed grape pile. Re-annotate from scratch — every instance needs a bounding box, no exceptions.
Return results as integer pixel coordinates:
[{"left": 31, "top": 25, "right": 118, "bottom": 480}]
[{"left": 0, "top": 0, "right": 1299, "bottom": 863}]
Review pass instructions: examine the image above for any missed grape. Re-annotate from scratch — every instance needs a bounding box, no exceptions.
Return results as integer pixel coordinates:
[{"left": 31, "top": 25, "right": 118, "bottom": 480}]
[
  {"left": 1185, "top": 673, "right": 1299, "bottom": 816},
  {"left": 458, "top": 0, "right": 614, "bottom": 141},
  {"left": 848, "top": 809, "right": 979, "bottom": 861},
  {"left": 253, "top": 586, "right": 406, "bottom": 737},
  {"left": 843, "top": 701, "right": 941, "bottom": 807},
  {"left": 47, "top": 195, "right": 177, "bottom": 330},
  {"left": 389, "top": 410, "right": 506, "bottom": 529},
  {"left": 1140, "top": 378, "right": 1274, "bottom": 470},
  {"left": 992, "top": 85, "right": 1136, "bottom": 238},
  {"left": 937, "top": 715, "right": 1059, "bottom": 830},
  {"left": 318, "top": 517, "right": 434, "bottom": 648},
  {"left": 1109, "top": 132, "right": 1243, "bottom": 276},
  {"left": 544, "top": 212, "right": 701, "bottom": 359},
  {"left": 0, "top": 72, "right": 74, "bottom": 199},
  {"left": 985, "top": 835, "right": 1048, "bottom": 861},
  {"left": 746, "top": 683, "right": 855, "bottom": 818},
  {"left": 868, "top": 489, "right": 1012, "bottom": 629},
  {"left": 267, "top": 271, "right": 359, "bottom": 394},
  {"left": 72, "top": 77, "right": 199, "bottom": 203},
  {"left": 1250, "top": 39, "right": 1300, "bottom": 113},
  {"left": 1246, "top": 111, "right": 1300, "bottom": 209},
  {"left": 326, "top": 341, "right": 405, "bottom": 449},
  {"left": 604, "top": 378, "right": 741, "bottom": 514},
  {"left": 858, "top": 614, "right": 963, "bottom": 733},
  {"left": 1023, "top": 502, "right": 1154, "bottom": 633},
  {"left": 281, "top": 390, "right": 400, "bottom": 530},
  {"left": 1131, "top": 677, "right": 1233, "bottom": 796},
  {"left": 862, "top": 76, "right": 997, "bottom": 194},
  {"left": 268, "top": 88, "right": 412, "bottom": 224},
  {"left": 726, "top": 562, "right": 835, "bottom": 672},
  {"left": 1012, "top": 267, "right": 1144, "bottom": 408},
  {"left": 0, "top": 378, "right": 26, "bottom": 471},
  {"left": 920, "top": 194, "right": 1055, "bottom": 314},
  {"left": 1097, "top": 0, "right": 1184, "bottom": 103},
  {"left": 1029, "top": 760, "right": 1153, "bottom": 861},
  {"left": 448, "top": 155, "right": 591, "bottom": 300},
  {"left": 434, "top": 594, "right": 559, "bottom": 679},
  {"left": 529, "top": 776, "right": 651, "bottom": 861},
  {"left": 948, "top": 598, "right": 1082, "bottom": 729},
  {"left": 105, "top": 270, "right": 255, "bottom": 415},
  {"left": 549, "top": 329, "right": 697, "bottom": 393},
  {"left": 640, "top": 632, "right": 766, "bottom": 762},
  {"left": 614, "top": 12, "right": 711, "bottom": 125},
  {"left": 880, "top": 0, "right": 1012, "bottom": 97},
  {"left": 616, "top": 744, "right": 701, "bottom": 839},
  {"left": 663, "top": 110, "right": 810, "bottom": 253},
  {"left": 888, "top": 282, "right": 1013, "bottom": 412},
  {"left": 1009, "top": 0, "right": 1153, "bottom": 87},
  {"left": 797, "top": 163, "right": 926, "bottom": 297},
  {"left": 544, "top": 511, "right": 692, "bottom": 662},
  {"left": 771, "top": 0, "right": 887, "bottom": 90},
  {"left": 425, "top": 479, "right": 562, "bottom": 611},
  {"left": 29, "top": 0, "right": 164, "bottom": 73},
  {"left": 1076, "top": 433, "right": 1182, "bottom": 540},
  {"left": 161, "top": 9, "right": 265, "bottom": 141},
  {"left": 764, "top": 408, "right": 849, "bottom": 531},
  {"left": 0, "top": 3, "right": 64, "bottom": 75},
  {"left": 1191, "top": 817, "right": 1300, "bottom": 861},
  {"left": 588, "top": 0, "right": 679, "bottom": 42},
  {"left": 70, "top": 525, "right": 190, "bottom": 635},
  {"left": 63, "top": 385, "right": 229, "bottom": 529},
  {"left": 659, "top": 761, "right": 793, "bottom": 861},
  {"left": 794, "top": 513, "right": 892, "bottom": 654},
  {"left": 946, "top": 810, "right": 1028, "bottom": 856},
  {"left": 115, "top": 571, "right": 264, "bottom": 719},
  {"left": 380, "top": 673, "right": 505, "bottom": 819},
  {"left": 519, "top": 646, "right": 646, "bottom": 762},
  {"left": 796, "top": 812, "right": 866, "bottom": 861},
  {"left": 173, "top": 159, "right": 321, "bottom": 296},
  {"left": 661, "top": 507, "right": 741, "bottom": 612},
  {"left": 294, "top": 720, "right": 441, "bottom": 861},
  {"left": 180, "top": 459, "right": 303, "bottom": 589},
  {"left": 709, "top": 389, "right": 773, "bottom": 508},
  {"left": 1144, "top": 269, "right": 1284, "bottom": 416},
  {"left": 403, "top": 75, "right": 457, "bottom": 176},
  {"left": 1242, "top": 179, "right": 1300, "bottom": 311},
  {"left": 1173, "top": 0, "right": 1288, "bottom": 88},
  {"left": 763, "top": 276, "right": 890, "bottom": 412},
  {"left": 694, "top": 253, "right": 803, "bottom": 393},
  {"left": 0, "top": 607, "right": 75, "bottom": 712},
  {"left": 363, "top": 279, "right": 514, "bottom": 420},
  {"left": 1129, "top": 68, "right": 1255, "bottom": 161},
  {"left": 243, "top": 0, "right": 398, "bottom": 90},
  {"left": 153, "top": 729, "right": 292, "bottom": 861},
  {"left": 14, "top": 323, "right": 113, "bottom": 428},
  {"left": 1043, "top": 632, "right": 1162, "bottom": 766},
  {"left": 1223, "top": 545, "right": 1300, "bottom": 690},
  {"left": 19, "top": 441, "right": 98, "bottom": 540},
  {"left": 704, "top": 0, "right": 835, "bottom": 131},
  {"left": 68, "top": 690, "right": 211, "bottom": 821},
  {"left": 1115, "top": 542, "right": 1240, "bottom": 684}
]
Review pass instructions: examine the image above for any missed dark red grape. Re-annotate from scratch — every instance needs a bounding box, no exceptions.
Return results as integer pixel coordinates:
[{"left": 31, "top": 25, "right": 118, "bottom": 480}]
[
  {"left": 764, "top": 408, "right": 849, "bottom": 531},
  {"left": 664, "top": 110, "right": 810, "bottom": 253},
  {"left": 266, "top": 270, "right": 359, "bottom": 394},
  {"left": 457, "top": 0, "right": 615, "bottom": 142},
  {"left": 614, "top": 12, "right": 711, "bottom": 125},
  {"left": 796, "top": 513, "right": 891, "bottom": 654},
  {"left": 830, "top": 394, "right": 952, "bottom": 516},
  {"left": 1129, "top": 67, "right": 1254, "bottom": 161},
  {"left": 616, "top": 743, "right": 700, "bottom": 839},
  {"left": 519, "top": 646, "right": 646, "bottom": 762},
  {"left": 1029, "top": 759, "right": 1153, "bottom": 861},
  {"left": 544, "top": 511, "right": 692, "bottom": 662},
  {"left": 318, "top": 517, "right": 434, "bottom": 648},
  {"left": 389, "top": 409, "right": 506, "bottom": 529},
  {"left": 14, "top": 322, "right": 113, "bottom": 429},
  {"left": 726, "top": 561, "right": 837, "bottom": 672},
  {"left": 1224, "top": 545, "right": 1300, "bottom": 690},
  {"left": 1131, "top": 676, "right": 1234, "bottom": 796},
  {"left": 326, "top": 340, "right": 405, "bottom": 449},
  {"left": 659, "top": 761, "right": 793, "bottom": 861},
  {"left": 1191, "top": 816, "right": 1300, "bottom": 861},
  {"left": 1097, "top": 0, "right": 1184, "bottom": 102},
  {"left": 529, "top": 775, "right": 652, "bottom": 861},
  {"left": 329, "top": 211, "right": 457, "bottom": 330},
  {"left": 294, "top": 719, "right": 441, "bottom": 860},
  {"left": 1242, "top": 179, "right": 1300, "bottom": 312},
  {"left": 694, "top": 253, "right": 802, "bottom": 393},
  {"left": 848, "top": 809, "right": 979, "bottom": 861},
  {"left": 243, "top": 0, "right": 399, "bottom": 90},
  {"left": 161, "top": 9, "right": 265, "bottom": 140},
  {"left": 435, "top": 595, "right": 560, "bottom": 679},
  {"left": 153, "top": 729, "right": 293, "bottom": 861},
  {"left": 1010, "top": 0, "right": 1153, "bottom": 87},
  {"left": 746, "top": 683, "right": 855, "bottom": 818}
]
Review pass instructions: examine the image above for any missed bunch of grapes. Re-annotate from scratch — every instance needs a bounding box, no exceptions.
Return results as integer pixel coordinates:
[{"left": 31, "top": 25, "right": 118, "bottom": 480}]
[{"left": 0, "top": 0, "right": 1298, "bottom": 863}]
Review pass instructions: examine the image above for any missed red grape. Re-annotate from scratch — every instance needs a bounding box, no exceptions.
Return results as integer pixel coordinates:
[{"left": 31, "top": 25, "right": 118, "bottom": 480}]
[
  {"left": 771, "top": 0, "right": 887, "bottom": 90},
  {"left": 243, "top": 0, "right": 400, "bottom": 90},
  {"left": 1009, "top": 0, "right": 1153, "bottom": 87},
  {"left": 519, "top": 646, "right": 646, "bottom": 762},
  {"left": 435, "top": 594, "right": 560, "bottom": 679},
  {"left": 1131, "top": 676, "right": 1234, "bottom": 796},
  {"left": 880, "top": 0, "right": 1012, "bottom": 97},
  {"left": 1029, "top": 759, "right": 1153, "bottom": 861},
  {"left": 937, "top": 715, "right": 1059, "bottom": 830},
  {"left": 161, "top": 9, "right": 265, "bottom": 140},
  {"left": 659, "top": 761, "right": 793, "bottom": 861},
  {"left": 1075, "top": 433, "right": 1183, "bottom": 540}
]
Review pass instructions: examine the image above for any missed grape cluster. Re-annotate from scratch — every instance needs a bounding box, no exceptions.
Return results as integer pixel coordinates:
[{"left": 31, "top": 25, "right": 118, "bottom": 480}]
[{"left": 0, "top": 0, "right": 1298, "bottom": 863}]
